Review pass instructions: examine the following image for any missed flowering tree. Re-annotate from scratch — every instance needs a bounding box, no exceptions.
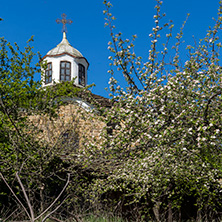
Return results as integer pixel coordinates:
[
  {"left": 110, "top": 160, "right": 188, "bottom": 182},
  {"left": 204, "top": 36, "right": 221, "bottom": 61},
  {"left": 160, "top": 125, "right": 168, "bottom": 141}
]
[{"left": 80, "top": 0, "right": 222, "bottom": 221}]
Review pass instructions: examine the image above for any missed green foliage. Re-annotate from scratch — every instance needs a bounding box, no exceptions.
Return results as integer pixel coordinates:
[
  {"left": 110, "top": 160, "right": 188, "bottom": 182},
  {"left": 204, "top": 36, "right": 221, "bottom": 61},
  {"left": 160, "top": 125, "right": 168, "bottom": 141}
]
[{"left": 0, "top": 37, "right": 82, "bottom": 220}]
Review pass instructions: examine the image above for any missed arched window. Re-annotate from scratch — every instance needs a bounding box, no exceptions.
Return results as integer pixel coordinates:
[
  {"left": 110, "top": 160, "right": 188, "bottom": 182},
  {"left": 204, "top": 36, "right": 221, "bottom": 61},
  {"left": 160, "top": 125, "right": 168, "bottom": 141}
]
[
  {"left": 45, "top": 62, "right": 52, "bottom": 84},
  {"left": 78, "top": 64, "right": 85, "bottom": 86},
  {"left": 60, "top": 61, "right": 71, "bottom": 81}
]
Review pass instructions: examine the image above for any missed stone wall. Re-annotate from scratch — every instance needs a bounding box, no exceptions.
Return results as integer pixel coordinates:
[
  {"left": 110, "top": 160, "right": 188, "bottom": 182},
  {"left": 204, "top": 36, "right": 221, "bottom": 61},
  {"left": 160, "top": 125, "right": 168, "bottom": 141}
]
[{"left": 29, "top": 103, "right": 106, "bottom": 150}]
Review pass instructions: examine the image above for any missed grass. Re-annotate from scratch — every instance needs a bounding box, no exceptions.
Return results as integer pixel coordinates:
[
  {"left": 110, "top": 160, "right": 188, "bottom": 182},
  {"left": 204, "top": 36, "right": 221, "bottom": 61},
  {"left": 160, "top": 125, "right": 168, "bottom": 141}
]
[{"left": 81, "top": 215, "right": 124, "bottom": 222}]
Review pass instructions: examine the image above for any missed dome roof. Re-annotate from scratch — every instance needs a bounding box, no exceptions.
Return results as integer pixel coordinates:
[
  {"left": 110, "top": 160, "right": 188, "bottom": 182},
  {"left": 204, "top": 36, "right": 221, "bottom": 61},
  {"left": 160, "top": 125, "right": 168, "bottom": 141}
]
[{"left": 46, "top": 32, "right": 83, "bottom": 57}]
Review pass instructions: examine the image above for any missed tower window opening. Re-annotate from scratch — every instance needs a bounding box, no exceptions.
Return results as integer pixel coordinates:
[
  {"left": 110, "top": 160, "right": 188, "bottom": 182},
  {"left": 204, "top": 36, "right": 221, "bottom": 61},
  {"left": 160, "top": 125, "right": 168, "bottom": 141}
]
[
  {"left": 45, "top": 62, "right": 52, "bottom": 84},
  {"left": 60, "top": 61, "right": 71, "bottom": 81},
  {"left": 78, "top": 64, "right": 85, "bottom": 86}
]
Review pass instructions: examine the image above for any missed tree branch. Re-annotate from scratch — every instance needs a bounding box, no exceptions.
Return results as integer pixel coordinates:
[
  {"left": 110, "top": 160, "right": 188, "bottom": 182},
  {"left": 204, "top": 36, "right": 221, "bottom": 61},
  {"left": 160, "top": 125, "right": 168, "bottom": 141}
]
[
  {"left": 35, "top": 173, "right": 70, "bottom": 221},
  {"left": 0, "top": 172, "right": 32, "bottom": 221},
  {"left": 16, "top": 172, "right": 35, "bottom": 221},
  {"left": 42, "top": 196, "right": 69, "bottom": 222},
  {"left": 204, "top": 90, "right": 221, "bottom": 124}
]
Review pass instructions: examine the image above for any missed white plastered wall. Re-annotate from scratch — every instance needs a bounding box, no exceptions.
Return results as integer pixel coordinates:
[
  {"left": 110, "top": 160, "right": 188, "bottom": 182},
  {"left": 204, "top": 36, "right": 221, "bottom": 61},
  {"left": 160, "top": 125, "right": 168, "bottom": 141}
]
[{"left": 42, "top": 54, "right": 88, "bottom": 87}]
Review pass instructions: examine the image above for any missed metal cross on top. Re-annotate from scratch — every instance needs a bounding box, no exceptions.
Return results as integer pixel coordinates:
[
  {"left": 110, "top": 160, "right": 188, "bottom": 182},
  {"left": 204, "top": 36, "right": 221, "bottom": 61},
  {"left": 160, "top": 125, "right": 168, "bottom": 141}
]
[{"left": 56, "top": 13, "right": 73, "bottom": 33}]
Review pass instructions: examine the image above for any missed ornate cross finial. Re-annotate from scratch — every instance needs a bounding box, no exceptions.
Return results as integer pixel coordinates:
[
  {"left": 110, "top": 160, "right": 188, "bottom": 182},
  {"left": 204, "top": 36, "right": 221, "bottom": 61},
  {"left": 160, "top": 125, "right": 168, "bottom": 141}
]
[{"left": 56, "top": 13, "right": 73, "bottom": 33}]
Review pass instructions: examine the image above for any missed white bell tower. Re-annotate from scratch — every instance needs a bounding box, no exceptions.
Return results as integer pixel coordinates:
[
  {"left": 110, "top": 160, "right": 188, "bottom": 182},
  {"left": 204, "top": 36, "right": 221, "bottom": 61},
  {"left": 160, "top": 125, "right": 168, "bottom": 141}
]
[{"left": 42, "top": 14, "right": 89, "bottom": 87}]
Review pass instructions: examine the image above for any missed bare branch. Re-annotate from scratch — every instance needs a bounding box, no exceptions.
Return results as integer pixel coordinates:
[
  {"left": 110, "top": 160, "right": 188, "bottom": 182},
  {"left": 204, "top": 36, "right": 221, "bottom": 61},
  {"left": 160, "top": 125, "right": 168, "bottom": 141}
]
[
  {"left": 35, "top": 173, "right": 70, "bottom": 221},
  {"left": 42, "top": 196, "right": 69, "bottom": 222},
  {"left": 2, "top": 207, "right": 19, "bottom": 221},
  {"left": 0, "top": 172, "right": 31, "bottom": 221},
  {"left": 16, "top": 172, "right": 35, "bottom": 221}
]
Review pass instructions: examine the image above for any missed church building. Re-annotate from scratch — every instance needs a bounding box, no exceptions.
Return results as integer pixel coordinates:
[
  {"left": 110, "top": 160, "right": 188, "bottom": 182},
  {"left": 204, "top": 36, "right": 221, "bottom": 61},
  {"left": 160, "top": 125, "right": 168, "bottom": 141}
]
[{"left": 32, "top": 14, "right": 110, "bottom": 147}]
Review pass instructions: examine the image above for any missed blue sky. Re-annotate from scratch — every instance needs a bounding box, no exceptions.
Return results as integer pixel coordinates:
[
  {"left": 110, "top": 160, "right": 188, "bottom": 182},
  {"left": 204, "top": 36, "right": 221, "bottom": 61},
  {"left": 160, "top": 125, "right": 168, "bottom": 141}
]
[{"left": 0, "top": 0, "right": 221, "bottom": 97}]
